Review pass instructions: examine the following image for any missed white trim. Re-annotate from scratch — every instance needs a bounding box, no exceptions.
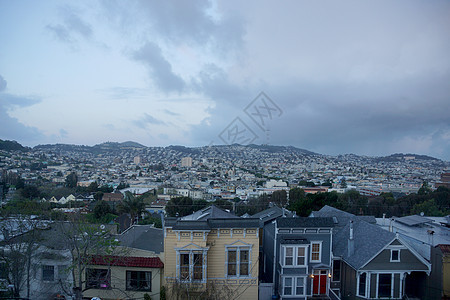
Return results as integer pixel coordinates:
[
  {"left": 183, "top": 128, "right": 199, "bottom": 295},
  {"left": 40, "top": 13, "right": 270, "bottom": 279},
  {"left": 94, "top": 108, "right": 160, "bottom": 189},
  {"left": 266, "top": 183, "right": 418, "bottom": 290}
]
[
  {"left": 397, "top": 236, "right": 431, "bottom": 274},
  {"left": 225, "top": 244, "right": 252, "bottom": 278},
  {"left": 390, "top": 249, "right": 400, "bottom": 262},
  {"left": 280, "top": 245, "right": 308, "bottom": 267},
  {"left": 310, "top": 241, "right": 322, "bottom": 263},
  {"left": 281, "top": 275, "right": 306, "bottom": 297}
]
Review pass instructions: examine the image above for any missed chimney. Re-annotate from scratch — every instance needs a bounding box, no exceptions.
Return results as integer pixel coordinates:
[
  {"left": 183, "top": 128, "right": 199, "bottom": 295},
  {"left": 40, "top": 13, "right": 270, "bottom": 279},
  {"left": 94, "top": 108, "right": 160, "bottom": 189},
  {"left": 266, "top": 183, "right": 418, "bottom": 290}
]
[
  {"left": 348, "top": 221, "right": 354, "bottom": 256},
  {"left": 382, "top": 213, "right": 386, "bottom": 226}
]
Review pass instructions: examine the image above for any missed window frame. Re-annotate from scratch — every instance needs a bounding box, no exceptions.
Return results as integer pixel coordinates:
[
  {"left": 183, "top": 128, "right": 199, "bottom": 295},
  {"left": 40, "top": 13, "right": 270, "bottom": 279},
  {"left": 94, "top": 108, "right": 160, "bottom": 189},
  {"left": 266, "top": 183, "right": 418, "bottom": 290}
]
[
  {"left": 332, "top": 259, "right": 341, "bottom": 282},
  {"left": 126, "top": 270, "right": 152, "bottom": 291},
  {"left": 282, "top": 276, "right": 306, "bottom": 297},
  {"left": 281, "top": 245, "right": 308, "bottom": 267},
  {"left": 177, "top": 250, "right": 205, "bottom": 283},
  {"left": 390, "top": 249, "right": 400, "bottom": 262},
  {"left": 357, "top": 272, "right": 367, "bottom": 297},
  {"left": 42, "top": 265, "right": 55, "bottom": 282},
  {"left": 226, "top": 246, "right": 251, "bottom": 278},
  {"left": 86, "top": 268, "right": 111, "bottom": 289},
  {"left": 310, "top": 241, "right": 322, "bottom": 263},
  {"left": 378, "top": 273, "right": 393, "bottom": 298}
]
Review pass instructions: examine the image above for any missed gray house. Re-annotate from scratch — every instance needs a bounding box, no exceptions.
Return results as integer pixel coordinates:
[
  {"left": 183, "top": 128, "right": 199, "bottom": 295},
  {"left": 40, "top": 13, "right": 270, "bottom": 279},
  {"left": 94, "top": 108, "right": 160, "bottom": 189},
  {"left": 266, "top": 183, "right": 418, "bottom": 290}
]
[
  {"left": 312, "top": 206, "right": 431, "bottom": 300},
  {"left": 262, "top": 216, "right": 334, "bottom": 299}
]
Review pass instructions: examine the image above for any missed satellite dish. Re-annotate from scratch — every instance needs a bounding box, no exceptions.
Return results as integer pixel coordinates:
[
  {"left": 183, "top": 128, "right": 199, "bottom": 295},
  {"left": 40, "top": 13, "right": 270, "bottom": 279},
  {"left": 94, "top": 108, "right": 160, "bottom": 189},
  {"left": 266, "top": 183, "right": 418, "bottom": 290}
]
[
  {"left": 420, "top": 212, "right": 424, "bottom": 217},
  {"left": 100, "top": 224, "right": 106, "bottom": 229}
]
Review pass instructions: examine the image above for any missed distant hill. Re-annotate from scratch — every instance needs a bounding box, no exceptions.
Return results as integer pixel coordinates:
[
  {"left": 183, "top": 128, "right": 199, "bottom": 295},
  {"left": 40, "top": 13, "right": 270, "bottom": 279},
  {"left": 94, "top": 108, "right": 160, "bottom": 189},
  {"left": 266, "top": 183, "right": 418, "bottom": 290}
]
[
  {"left": 92, "top": 141, "right": 146, "bottom": 151},
  {"left": 245, "top": 144, "right": 317, "bottom": 155},
  {"left": 0, "top": 139, "right": 27, "bottom": 151},
  {"left": 375, "top": 153, "right": 440, "bottom": 162}
]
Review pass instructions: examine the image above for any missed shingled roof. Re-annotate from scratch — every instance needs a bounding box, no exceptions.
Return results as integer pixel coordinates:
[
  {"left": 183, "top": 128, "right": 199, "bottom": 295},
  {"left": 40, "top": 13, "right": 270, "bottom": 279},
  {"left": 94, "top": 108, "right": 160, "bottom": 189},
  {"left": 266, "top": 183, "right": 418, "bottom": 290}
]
[
  {"left": 88, "top": 255, "right": 163, "bottom": 268},
  {"left": 333, "top": 220, "right": 395, "bottom": 269},
  {"left": 277, "top": 217, "right": 334, "bottom": 228}
]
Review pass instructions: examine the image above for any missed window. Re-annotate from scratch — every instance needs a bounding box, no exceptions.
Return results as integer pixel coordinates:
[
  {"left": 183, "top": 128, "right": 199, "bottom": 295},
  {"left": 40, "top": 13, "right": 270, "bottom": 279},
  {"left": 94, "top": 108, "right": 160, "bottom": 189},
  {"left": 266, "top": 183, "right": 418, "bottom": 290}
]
[
  {"left": 193, "top": 253, "right": 203, "bottom": 280},
  {"left": 311, "top": 242, "right": 322, "bottom": 262},
  {"left": 296, "top": 277, "right": 305, "bottom": 295},
  {"left": 86, "top": 268, "right": 110, "bottom": 289},
  {"left": 227, "top": 247, "right": 250, "bottom": 277},
  {"left": 180, "top": 253, "right": 190, "bottom": 280},
  {"left": 282, "top": 245, "right": 307, "bottom": 267},
  {"left": 42, "top": 265, "right": 54, "bottom": 281},
  {"left": 358, "top": 273, "right": 366, "bottom": 297},
  {"left": 285, "top": 247, "right": 294, "bottom": 265},
  {"left": 283, "top": 276, "right": 306, "bottom": 296},
  {"left": 284, "top": 277, "right": 293, "bottom": 295},
  {"left": 378, "top": 274, "right": 392, "bottom": 298},
  {"left": 332, "top": 260, "right": 340, "bottom": 282},
  {"left": 390, "top": 249, "right": 400, "bottom": 262},
  {"left": 126, "top": 271, "right": 151, "bottom": 291},
  {"left": 178, "top": 251, "right": 204, "bottom": 282}
]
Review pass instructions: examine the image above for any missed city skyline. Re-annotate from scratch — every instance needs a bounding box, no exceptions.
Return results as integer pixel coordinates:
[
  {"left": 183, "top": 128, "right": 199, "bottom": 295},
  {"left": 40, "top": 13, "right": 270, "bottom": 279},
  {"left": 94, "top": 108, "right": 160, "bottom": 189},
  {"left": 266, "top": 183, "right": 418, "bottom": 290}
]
[{"left": 1, "top": 0, "right": 449, "bottom": 160}]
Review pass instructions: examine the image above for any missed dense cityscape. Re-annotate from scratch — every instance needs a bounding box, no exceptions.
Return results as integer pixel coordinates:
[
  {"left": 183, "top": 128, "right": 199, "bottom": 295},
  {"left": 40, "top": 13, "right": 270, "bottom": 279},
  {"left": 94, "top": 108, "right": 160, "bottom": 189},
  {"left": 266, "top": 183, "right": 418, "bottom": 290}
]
[{"left": 0, "top": 139, "right": 449, "bottom": 299}]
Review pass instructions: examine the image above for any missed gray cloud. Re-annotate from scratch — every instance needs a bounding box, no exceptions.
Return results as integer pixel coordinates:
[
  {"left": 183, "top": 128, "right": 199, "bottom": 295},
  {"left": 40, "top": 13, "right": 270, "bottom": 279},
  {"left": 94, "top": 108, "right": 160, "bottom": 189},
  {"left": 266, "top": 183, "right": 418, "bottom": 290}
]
[
  {"left": 133, "top": 42, "right": 185, "bottom": 93},
  {"left": 163, "top": 109, "right": 180, "bottom": 116},
  {"left": 0, "top": 93, "right": 44, "bottom": 144},
  {"left": 133, "top": 113, "right": 165, "bottom": 129},
  {"left": 46, "top": 6, "right": 92, "bottom": 44}
]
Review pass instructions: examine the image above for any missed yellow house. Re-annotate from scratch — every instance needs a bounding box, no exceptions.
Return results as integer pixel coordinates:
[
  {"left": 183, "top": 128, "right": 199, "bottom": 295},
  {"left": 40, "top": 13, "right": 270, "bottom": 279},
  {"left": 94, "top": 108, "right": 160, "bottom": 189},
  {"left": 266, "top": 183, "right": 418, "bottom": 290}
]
[
  {"left": 81, "top": 255, "right": 164, "bottom": 300},
  {"left": 164, "top": 206, "right": 260, "bottom": 299}
]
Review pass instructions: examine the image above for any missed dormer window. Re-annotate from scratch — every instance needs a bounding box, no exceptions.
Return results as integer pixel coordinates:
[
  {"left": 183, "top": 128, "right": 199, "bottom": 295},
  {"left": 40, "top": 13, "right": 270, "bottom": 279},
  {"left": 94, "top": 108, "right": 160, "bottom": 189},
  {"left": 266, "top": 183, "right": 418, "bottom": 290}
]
[{"left": 390, "top": 249, "right": 400, "bottom": 262}]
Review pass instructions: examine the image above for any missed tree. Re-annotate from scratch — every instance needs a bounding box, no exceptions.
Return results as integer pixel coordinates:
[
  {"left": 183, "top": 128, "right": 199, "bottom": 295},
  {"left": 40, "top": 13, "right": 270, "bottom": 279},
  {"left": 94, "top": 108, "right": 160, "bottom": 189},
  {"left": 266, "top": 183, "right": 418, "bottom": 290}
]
[
  {"left": 93, "top": 200, "right": 111, "bottom": 220},
  {"left": 56, "top": 215, "right": 122, "bottom": 300},
  {"left": 117, "top": 192, "right": 146, "bottom": 224},
  {"left": 0, "top": 214, "right": 43, "bottom": 298},
  {"left": 271, "top": 190, "right": 288, "bottom": 207},
  {"left": 166, "top": 197, "right": 196, "bottom": 217},
  {"left": 65, "top": 172, "right": 78, "bottom": 188},
  {"left": 418, "top": 181, "right": 432, "bottom": 195}
]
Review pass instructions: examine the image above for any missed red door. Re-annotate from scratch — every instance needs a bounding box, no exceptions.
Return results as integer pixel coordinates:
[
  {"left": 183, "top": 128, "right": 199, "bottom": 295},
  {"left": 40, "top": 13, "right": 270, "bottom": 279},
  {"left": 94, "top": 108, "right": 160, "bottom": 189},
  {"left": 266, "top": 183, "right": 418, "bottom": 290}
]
[{"left": 313, "top": 271, "right": 328, "bottom": 295}]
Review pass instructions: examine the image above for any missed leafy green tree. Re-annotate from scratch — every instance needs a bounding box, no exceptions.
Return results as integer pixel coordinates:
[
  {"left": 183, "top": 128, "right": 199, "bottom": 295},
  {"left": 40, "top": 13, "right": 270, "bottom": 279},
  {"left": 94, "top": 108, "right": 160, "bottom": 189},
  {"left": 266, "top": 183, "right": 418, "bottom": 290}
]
[
  {"left": 93, "top": 200, "right": 111, "bottom": 220},
  {"left": 272, "top": 190, "right": 288, "bottom": 207},
  {"left": 418, "top": 181, "right": 432, "bottom": 195},
  {"left": 117, "top": 191, "right": 146, "bottom": 224},
  {"left": 166, "top": 197, "right": 195, "bottom": 217},
  {"left": 411, "top": 199, "right": 444, "bottom": 216},
  {"left": 65, "top": 172, "right": 78, "bottom": 188}
]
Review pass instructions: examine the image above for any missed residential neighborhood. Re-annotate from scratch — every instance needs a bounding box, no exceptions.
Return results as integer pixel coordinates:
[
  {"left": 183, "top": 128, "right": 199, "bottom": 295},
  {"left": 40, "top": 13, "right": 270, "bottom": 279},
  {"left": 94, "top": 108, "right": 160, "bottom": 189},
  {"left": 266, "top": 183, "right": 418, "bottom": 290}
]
[{"left": 0, "top": 141, "right": 449, "bottom": 299}]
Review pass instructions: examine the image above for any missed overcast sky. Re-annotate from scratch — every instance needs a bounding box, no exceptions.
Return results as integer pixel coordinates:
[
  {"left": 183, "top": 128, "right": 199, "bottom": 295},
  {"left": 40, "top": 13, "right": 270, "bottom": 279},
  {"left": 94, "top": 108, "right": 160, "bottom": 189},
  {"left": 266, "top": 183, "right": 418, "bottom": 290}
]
[{"left": 1, "top": 0, "right": 449, "bottom": 159}]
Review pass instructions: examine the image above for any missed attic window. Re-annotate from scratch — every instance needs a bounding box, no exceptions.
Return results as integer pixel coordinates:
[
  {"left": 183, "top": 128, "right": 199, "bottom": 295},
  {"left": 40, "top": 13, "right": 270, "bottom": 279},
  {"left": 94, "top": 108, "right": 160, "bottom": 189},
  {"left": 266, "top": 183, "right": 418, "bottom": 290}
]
[{"left": 390, "top": 249, "right": 400, "bottom": 262}]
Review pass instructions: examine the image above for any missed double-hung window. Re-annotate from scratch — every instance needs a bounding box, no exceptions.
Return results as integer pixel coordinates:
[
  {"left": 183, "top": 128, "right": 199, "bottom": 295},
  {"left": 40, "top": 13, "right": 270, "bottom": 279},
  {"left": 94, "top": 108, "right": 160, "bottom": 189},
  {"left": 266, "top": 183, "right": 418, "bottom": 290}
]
[
  {"left": 226, "top": 247, "right": 251, "bottom": 277},
  {"left": 178, "top": 251, "right": 204, "bottom": 282},
  {"left": 310, "top": 242, "right": 322, "bottom": 262},
  {"left": 282, "top": 245, "right": 307, "bottom": 267},
  {"left": 283, "top": 276, "right": 306, "bottom": 296}
]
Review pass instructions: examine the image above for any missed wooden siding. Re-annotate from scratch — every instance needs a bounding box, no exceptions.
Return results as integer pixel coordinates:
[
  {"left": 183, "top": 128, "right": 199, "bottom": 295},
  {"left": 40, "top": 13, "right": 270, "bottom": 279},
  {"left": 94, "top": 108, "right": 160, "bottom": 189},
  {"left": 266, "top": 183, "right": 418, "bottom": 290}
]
[
  {"left": 361, "top": 248, "right": 428, "bottom": 271},
  {"left": 82, "top": 265, "right": 162, "bottom": 300},
  {"left": 164, "top": 227, "right": 259, "bottom": 299}
]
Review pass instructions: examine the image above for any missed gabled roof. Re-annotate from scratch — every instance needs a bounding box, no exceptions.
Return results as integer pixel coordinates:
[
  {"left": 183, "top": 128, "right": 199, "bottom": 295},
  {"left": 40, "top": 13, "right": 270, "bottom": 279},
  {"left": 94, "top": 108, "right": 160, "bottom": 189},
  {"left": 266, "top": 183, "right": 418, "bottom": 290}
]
[
  {"left": 311, "top": 205, "right": 376, "bottom": 232},
  {"left": 252, "top": 205, "right": 294, "bottom": 226},
  {"left": 277, "top": 217, "right": 334, "bottom": 228},
  {"left": 88, "top": 255, "right": 163, "bottom": 268},
  {"left": 116, "top": 225, "right": 163, "bottom": 253},
  {"left": 181, "top": 205, "right": 236, "bottom": 220},
  {"left": 333, "top": 220, "right": 395, "bottom": 269}
]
